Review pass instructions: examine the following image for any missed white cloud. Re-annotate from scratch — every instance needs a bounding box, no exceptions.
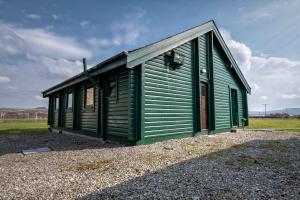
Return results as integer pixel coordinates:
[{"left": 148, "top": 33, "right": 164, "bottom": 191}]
[
  {"left": 0, "top": 28, "right": 27, "bottom": 55},
  {"left": 87, "top": 37, "right": 111, "bottom": 47},
  {"left": 87, "top": 20, "right": 146, "bottom": 47},
  {"left": 251, "top": 56, "right": 300, "bottom": 69},
  {"left": 25, "top": 14, "right": 41, "bottom": 20},
  {"left": 259, "top": 96, "right": 268, "bottom": 101},
  {"left": 0, "top": 76, "right": 10, "bottom": 83},
  {"left": 27, "top": 55, "right": 82, "bottom": 77},
  {"left": 34, "top": 95, "right": 46, "bottom": 101},
  {"left": 112, "top": 20, "right": 147, "bottom": 46},
  {"left": 281, "top": 94, "right": 300, "bottom": 99},
  {"left": 0, "top": 22, "right": 91, "bottom": 108},
  {"left": 51, "top": 14, "right": 62, "bottom": 20},
  {"left": 80, "top": 20, "right": 90, "bottom": 27},
  {"left": 220, "top": 29, "right": 252, "bottom": 73},
  {"left": 16, "top": 28, "right": 91, "bottom": 59},
  {"left": 221, "top": 28, "right": 300, "bottom": 111},
  {"left": 250, "top": 83, "right": 260, "bottom": 94},
  {"left": 7, "top": 85, "right": 17, "bottom": 90},
  {"left": 254, "top": 12, "right": 271, "bottom": 18},
  {"left": 87, "top": 9, "right": 147, "bottom": 48},
  {"left": 0, "top": 22, "right": 91, "bottom": 59}
]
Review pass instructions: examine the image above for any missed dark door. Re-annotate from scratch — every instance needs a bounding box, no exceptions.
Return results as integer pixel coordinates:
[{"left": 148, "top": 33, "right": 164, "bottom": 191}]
[
  {"left": 231, "top": 89, "right": 238, "bottom": 126},
  {"left": 201, "top": 82, "right": 208, "bottom": 129}
]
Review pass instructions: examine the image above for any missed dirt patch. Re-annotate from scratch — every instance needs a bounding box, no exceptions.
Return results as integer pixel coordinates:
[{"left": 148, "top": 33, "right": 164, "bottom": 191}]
[{"left": 74, "top": 159, "right": 113, "bottom": 172}]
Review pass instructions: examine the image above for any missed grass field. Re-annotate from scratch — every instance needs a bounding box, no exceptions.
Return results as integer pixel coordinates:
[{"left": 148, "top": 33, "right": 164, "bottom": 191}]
[
  {"left": 248, "top": 118, "right": 300, "bottom": 133},
  {"left": 0, "top": 118, "right": 299, "bottom": 135},
  {"left": 0, "top": 119, "right": 48, "bottom": 134}
]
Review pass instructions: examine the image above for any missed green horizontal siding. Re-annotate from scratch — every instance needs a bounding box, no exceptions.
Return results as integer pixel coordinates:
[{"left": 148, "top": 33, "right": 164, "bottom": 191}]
[
  {"left": 64, "top": 111, "right": 73, "bottom": 129},
  {"left": 80, "top": 84, "right": 98, "bottom": 134},
  {"left": 128, "top": 68, "right": 138, "bottom": 141},
  {"left": 198, "top": 34, "right": 208, "bottom": 80},
  {"left": 105, "top": 68, "right": 129, "bottom": 138},
  {"left": 143, "top": 41, "right": 194, "bottom": 138},
  {"left": 213, "top": 43, "right": 244, "bottom": 130}
]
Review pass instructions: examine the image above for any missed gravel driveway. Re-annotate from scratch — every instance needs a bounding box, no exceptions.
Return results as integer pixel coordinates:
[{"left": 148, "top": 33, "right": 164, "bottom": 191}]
[{"left": 0, "top": 130, "right": 299, "bottom": 199}]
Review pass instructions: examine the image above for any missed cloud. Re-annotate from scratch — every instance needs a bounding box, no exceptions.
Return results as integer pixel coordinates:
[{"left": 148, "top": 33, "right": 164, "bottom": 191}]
[
  {"left": 34, "top": 95, "right": 47, "bottom": 101},
  {"left": 281, "top": 94, "right": 300, "bottom": 99},
  {"left": 259, "top": 96, "right": 268, "bottom": 101},
  {"left": 87, "top": 38, "right": 111, "bottom": 47},
  {"left": 15, "top": 27, "right": 91, "bottom": 59},
  {"left": 0, "top": 22, "right": 91, "bottom": 59},
  {"left": 221, "top": 28, "right": 300, "bottom": 111},
  {"left": 0, "top": 76, "right": 10, "bottom": 83},
  {"left": 251, "top": 56, "right": 300, "bottom": 69},
  {"left": 220, "top": 29, "right": 252, "bottom": 73},
  {"left": 80, "top": 20, "right": 90, "bottom": 27},
  {"left": 254, "top": 12, "right": 271, "bottom": 18},
  {"left": 27, "top": 54, "right": 83, "bottom": 77},
  {"left": 0, "top": 28, "right": 27, "bottom": 55},
  {"left": 87, "top": 8, "right": 147, "bottom": 48},
  {"left": 51, "top": 14, "right": 62, "bottom": 20},
  {"left": 250, "top": 83, "right": 260, "bottom": 94},
  {"left": 0, "top": 22, "right": 91, "bottom": 108},
  {"left": 7, "top": 85, "right": 17, "bottom": 90},
  {"left": 25, "top": 14, "right": 41, "bottom": 20}
]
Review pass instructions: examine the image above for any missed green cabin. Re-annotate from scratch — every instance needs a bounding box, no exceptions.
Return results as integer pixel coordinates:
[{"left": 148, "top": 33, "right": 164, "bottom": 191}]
[{"left": 42, "top": 21, "right": 251, "bottom": 144}]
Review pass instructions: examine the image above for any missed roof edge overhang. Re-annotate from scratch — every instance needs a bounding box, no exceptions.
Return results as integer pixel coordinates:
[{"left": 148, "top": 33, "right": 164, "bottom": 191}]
[
  {"left": 126, "top": 20, "right": 251, "bottom": 93},
  {"left": 42, "top": 51, "right": 128, "bottom": 97}
]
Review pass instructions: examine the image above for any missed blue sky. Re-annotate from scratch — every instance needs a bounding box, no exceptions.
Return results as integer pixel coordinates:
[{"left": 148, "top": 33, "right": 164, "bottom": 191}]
[{"left": 0, "top": 0, "right": 299, "bottom": 111}]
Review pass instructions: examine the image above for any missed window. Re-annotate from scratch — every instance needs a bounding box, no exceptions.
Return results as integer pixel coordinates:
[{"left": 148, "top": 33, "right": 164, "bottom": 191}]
[
  {"left": 55, "top": 97, "right": 59, "bottom": 110},
  {"left": 107, "top": 76, "right": 117, "bottom": 99},
  {"left": 85, "top": 85, "right": 94, "bottom": 108},
  {"left": 67, "top": 93, "right": 73, "bottom": 109}
]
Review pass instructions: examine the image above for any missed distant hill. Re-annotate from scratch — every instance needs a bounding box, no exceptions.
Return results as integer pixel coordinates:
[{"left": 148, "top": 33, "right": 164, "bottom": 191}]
[{"left": 250, "top": 108, "right": 300, "bottom": 116}]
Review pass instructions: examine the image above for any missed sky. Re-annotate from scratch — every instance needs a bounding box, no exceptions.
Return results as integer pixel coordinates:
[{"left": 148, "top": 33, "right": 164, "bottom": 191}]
[{"left": 0, "top": 0, "right": 299, "bottom": 111}]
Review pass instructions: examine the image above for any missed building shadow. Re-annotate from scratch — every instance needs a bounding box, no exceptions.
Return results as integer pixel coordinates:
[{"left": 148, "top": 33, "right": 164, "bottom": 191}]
[
  {"left": 76, "top": 137, "right": 300, "bottom": 200},
  {"left": 0, "top": 131, "right": 124, "bottom": 156}
]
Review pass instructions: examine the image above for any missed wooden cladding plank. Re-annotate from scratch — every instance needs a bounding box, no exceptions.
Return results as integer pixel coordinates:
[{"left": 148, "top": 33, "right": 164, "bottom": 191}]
[
  {"left": 105, "top": 67, "right": 129, "bottom": 138},
  {"left": 143, "top": 41, "right": 194, "bottom": 137},
  {"left": 213, "top": 42, "right": 244, "bottom": 128}
]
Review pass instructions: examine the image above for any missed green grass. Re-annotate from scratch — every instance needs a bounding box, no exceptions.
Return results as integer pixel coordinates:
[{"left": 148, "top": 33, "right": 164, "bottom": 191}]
[
  {"left": 248, "top": 118, "right": 300, "bottom": 133},
  {"left": 0, "top": 119, "right": 48, "bottom": 134}
]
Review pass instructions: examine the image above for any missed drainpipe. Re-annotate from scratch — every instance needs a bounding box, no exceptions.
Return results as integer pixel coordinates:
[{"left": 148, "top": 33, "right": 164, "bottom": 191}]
[{"left": 83, "top": 58, "right": 96, "bottom": 85}]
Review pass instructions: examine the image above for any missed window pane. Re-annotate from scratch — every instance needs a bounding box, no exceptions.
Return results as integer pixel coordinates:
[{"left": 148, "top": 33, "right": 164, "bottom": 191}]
[
  {"left": 68, "top": 93, "right": 73, "bottom": 108},
  {"left": 55, "top": 97, "right": 59, "bottom": 109},
  {"left": 86, "top": 87, "right": 94, "bottom": 107},
  {"left": 108, "top": 79, "right": 116, "bottom": 98}
]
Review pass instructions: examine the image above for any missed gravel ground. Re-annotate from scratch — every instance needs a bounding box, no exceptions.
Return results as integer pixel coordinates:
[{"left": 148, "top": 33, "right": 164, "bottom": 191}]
[{"left": 0, "top": 130, "right": 299, "bottom": 200}]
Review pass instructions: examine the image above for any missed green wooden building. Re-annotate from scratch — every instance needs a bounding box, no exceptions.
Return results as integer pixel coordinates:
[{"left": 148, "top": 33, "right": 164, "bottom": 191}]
[{"left": 43, "top": 20, "right": 250, "bottom": 144}]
